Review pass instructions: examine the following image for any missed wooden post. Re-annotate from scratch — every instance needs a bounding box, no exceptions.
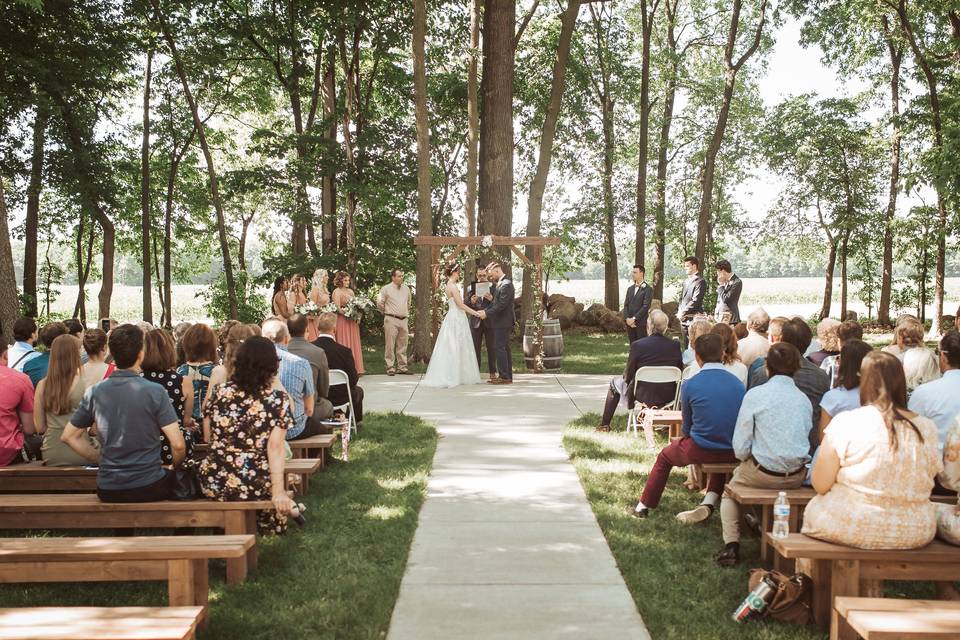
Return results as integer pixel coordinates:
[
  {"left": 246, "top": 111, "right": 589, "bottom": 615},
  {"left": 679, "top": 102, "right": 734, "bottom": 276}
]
[
  {"left": 533, "top": 245, "right": 544, "bottom": 373},
  {"left": 431, "top": 245, "right": 440, "bottom": 345}
]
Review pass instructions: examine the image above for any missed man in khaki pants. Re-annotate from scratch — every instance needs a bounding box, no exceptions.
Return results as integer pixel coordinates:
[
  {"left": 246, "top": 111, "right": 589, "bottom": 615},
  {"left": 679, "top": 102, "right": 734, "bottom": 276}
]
[{"left": 377, "top": 269, "right": 412, "bottom": 376}]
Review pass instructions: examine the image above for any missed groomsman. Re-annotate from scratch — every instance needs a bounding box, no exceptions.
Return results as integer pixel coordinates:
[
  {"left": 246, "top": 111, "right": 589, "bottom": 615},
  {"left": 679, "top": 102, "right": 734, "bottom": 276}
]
[
  {"left": 623, "top": 265, "right": 653, "bottom": 344},
  {"left": 467, "top": 266, "right": 497, "bottom": 380},
  {"left": 678, "top": 256, "right": 706, "bottom": 348},
  {"left": 714, "top": 259, "right": 742, "bottom": 325}
]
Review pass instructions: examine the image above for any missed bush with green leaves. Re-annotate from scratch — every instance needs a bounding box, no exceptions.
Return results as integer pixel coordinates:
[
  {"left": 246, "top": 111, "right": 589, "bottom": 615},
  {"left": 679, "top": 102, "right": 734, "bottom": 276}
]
[{"left": 203, "top": 271, "right": 268, "bottom": 325}]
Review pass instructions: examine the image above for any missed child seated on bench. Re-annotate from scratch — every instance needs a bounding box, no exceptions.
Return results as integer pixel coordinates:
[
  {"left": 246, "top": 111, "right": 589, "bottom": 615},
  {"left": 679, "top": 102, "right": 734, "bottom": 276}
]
[{"left": 62, "top": 324, "right": 186, "bottom": 502}]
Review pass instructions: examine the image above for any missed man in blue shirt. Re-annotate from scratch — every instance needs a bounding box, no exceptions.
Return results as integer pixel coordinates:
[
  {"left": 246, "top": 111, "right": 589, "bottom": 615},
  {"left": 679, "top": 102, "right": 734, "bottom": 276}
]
[
  {"left": 23, "top": 322, "right": 68, "bottom": 387},
  {"left": 909, "top": 331, "right": 960, "bottom": 446},
  {"left": 262, "top": 318, "right": 320, "bottom": 441},
  {"left": 630, "top": 333, "right": 744, "bottom": 520},
  {"left": 715, "top": 343, "right": 812, "bottom": 566},
  {"left": 7, "top": 317, "right": 40, "bottom": 373}
]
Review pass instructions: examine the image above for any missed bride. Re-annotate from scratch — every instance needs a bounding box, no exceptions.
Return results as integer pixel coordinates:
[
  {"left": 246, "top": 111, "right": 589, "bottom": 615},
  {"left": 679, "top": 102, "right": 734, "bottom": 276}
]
[{"left": 422, "top": 263, "right": 483, "bottom": 388}]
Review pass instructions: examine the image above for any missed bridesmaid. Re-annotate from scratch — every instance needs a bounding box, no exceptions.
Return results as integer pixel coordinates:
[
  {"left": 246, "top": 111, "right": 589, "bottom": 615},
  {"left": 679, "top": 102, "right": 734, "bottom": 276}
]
[
  {"left": 287, "top": 273, "right": 307, "bottom": 313},
  {"left": 271, "top": 276, "right": 291, "bottom": 319},
  {"left": 306, "top": 269, "right": 330, "bottom": 342},
  {"left": 332, "top": 270, "right": 365, "bottom": 375}
]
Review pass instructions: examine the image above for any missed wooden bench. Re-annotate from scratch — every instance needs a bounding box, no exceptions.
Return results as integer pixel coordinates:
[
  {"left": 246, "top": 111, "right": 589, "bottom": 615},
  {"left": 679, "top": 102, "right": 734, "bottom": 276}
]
[
  {"left": 644, "top": 410, "right": 682, "bottom": 441},
  {"left": 287, "top": 433, "right": 337, "bottom": 467},
  {"left": 0, "top": 459, "right": 328, "bottom": 493},
  {"left": 0, "top": 606, "right": 204, "bottom": 640},
  {"left": 0, "top": 495, "right": 275, "bottom": 584},
  {"left": 285, "top": 458, "right": 323, "bottom": 494},
  {"left": 0, "top": 535, "right": 253, "bottom": 625},
  {"left": 766, "top": 533, "right": 960, "bottom": 635},
  {"left": 832, "top": 596, "right": 960, "bottom": 640}
]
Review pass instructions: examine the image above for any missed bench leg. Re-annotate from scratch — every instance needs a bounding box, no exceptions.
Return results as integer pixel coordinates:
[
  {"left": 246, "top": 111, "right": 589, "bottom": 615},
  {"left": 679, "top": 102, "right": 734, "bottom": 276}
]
[
  {"left": 831, "top": 560, "right": 860, "bottom": 640},
  {"left": 760, "top": 507, "right": 771, "bottom": 564},
  {"left": 224, "top": 512, "right": 250, "bottom": 585},
  {"left": 797, "top": 557, "right": 832, "bottom": 627},
  {"left": 830, "top": 607, "right": 855, "bottom": 640},
  {"left": 245, "top": 510, "right": 258, "bottom": 572},
  {"left": 168, "top": 559, "right": 209, "bottom": 627}
]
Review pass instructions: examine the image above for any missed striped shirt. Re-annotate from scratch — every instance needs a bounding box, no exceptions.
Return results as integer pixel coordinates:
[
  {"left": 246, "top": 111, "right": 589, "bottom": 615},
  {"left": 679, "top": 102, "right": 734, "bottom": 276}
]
[{"left": 275, "top": 345, "right": 314, "bottom": 439}]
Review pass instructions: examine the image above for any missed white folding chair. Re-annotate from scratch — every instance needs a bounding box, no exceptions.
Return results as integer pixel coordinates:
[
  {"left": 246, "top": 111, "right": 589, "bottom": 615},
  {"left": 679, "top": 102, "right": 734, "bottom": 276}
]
[
  {"left": 328, "top": 369, "right": 358, "bottom": 438},
  {"left": 626, "top": 366, "right": 683, "bottom": 447}
]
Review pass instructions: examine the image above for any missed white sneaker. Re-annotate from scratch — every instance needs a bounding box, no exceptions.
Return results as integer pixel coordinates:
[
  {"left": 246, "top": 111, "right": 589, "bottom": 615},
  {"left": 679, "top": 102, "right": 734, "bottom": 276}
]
[{"left": 675, "top": 504, "right": 713, "bottom": 525}]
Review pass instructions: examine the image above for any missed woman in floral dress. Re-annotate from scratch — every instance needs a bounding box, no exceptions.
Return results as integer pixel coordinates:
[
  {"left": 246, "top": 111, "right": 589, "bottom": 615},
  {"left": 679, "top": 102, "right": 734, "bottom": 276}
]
[
  {"left": 199, "top": 336, "right": 297, "bottom": 534},
  {"left": 141, "top": 329, "right": 196, "bottom": 465},
  {"left": 332, "top": 270, "right": 364, "bottom": 374}
]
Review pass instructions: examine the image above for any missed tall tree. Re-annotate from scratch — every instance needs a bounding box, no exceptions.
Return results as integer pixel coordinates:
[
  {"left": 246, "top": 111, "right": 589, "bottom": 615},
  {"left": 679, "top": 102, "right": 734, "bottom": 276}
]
[
  {"left": 478, "top": 0, "right": 515, "bottom": 254},
  {"left": 877, "top": 15, "right": 902, "bottom": 326},
  {"left": 140, "top": 47, "right": 153, "bottom": 324},
  {"left": 412, "top": 0, "right": 433, "bottom": 362},
  {"left": 693, "top": 0, "right": 768, "bottom": 264},
  {"left": 634, "top": 0, "right": 660, "bottom": 268},
  {"left": 465, "top": 0, "right": 481, "bottom": 240},
  {"left": 0, "top": 178, "right": 19, "bottom": 340},
  {"left": 23, "top": 106, "right": 46, "bottom": 317},
  {"left": 521, "top": 0, "right": 581, "bottom": 323},
  {"left": 152, "top": 0, "right": 238, "bottom": 319}
]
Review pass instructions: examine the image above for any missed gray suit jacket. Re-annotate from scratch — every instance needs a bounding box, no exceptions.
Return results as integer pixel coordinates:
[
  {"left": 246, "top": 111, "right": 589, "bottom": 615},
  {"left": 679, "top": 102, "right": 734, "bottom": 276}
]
[
  {"left": 485, "top": 277, "right": 515, "bottom": 330},
  {"left": 287, "top": 337, "right": 333, "bottom": 419},
  {"left": 678, "top": 274, "right": 706, "bottom": 322},
  {"left": 715, "top": 274, "right": 742, "bottom": 324},
  {"left": 623, "top": 282, "right": 653, "bottom": 327}
]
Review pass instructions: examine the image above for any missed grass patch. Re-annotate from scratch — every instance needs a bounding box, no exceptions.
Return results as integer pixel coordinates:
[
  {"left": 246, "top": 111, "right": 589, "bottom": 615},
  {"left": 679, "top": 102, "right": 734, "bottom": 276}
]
[
  {"left": 0, "top": 412, "right": 437, "bottom": 640},
  {"left": 363, "top": 330, "right": 628, "bottom": 375},
  {"left": 563, "top": 413, "right": 825, "bottom": 640}
]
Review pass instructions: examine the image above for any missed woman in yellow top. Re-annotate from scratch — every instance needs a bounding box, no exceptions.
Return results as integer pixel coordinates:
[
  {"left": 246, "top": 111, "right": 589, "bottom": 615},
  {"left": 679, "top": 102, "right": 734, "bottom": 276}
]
[
  {"left": 803, "top": 351, "right": 941, "bottom": 550},
  {"left": 35, "top": 335, "right": 98, "bottom": 466}
]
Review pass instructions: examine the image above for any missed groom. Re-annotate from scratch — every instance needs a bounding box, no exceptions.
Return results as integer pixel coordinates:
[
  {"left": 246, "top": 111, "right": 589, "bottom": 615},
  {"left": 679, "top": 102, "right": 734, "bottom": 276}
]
[{"left": 478, "top": 261, "right": 514, "bottom": 385}]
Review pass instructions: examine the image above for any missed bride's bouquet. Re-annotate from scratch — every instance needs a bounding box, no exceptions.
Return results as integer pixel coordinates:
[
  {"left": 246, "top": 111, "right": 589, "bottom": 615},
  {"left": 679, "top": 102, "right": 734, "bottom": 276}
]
[
  {"left": 294, "top": 300, "right": 321, "bottom": 317},
  {"left": 342, "top": 296, "right": 375, "bottom": 320}
]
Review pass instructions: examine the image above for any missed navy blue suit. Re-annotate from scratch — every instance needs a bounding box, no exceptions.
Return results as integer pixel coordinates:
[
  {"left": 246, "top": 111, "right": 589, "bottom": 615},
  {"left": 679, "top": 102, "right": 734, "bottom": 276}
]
[
  {"left": 485, "top": 276, "right": 515, "bottom": 380},
  {"left": 600, "top": 333, "right": 683, "bottom": 426}
]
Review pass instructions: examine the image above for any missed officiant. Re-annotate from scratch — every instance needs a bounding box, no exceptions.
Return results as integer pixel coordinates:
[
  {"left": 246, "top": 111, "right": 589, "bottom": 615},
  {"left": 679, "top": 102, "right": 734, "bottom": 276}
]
[
  {"left": 466, "top": 266, "right": 497, "bottom": 381},
  {"left": 377, "top": 269, "right": 412, "bottom": 376}
]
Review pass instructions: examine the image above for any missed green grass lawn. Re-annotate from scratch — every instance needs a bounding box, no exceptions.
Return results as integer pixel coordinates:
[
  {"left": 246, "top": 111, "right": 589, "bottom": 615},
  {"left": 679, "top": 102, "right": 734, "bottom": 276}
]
[
  {"left": 0, "top": 413, "right": 437, "bottom": 640},
  {"left": 564, "top": 414, "right": 944, "bottom": 639},
  {"left": 362, "top": 329, "right": 629, "bottom": 375}
]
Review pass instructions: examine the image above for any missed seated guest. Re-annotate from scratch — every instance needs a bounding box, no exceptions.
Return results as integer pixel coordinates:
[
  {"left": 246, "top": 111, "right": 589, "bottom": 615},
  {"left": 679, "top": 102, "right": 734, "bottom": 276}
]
[
  {"left": 173, "top": 322, "right": 192, "bottom": 367},
  {"left": 61, "top": 324, "right": 185, "bottom": 502},
  {"left": 807, "top": 318, "right": 840, "bottom": 367},
  {"left": 936, "top": 417, "right": 960, "bottom": 547},
  {"left": 597, "top": 310, "right": 683, "bottom": 432},
  {"left": 35, "top": 335, "right": 97, "bottom": 466},
  {"left": 882, "top": 314, "right": 919, "bottom": 359},
  {"left": 630, "top": 334, "right": 744, "bottom": 521},
  {"left": 287, "top": 314, "right": 334, "bottom": 424},
  {"left": 80, "top": 329, "right": 113, "bottom": 387},
  {"left": 312, "top": 312, "right": 364, "bottom": 428},
  {"left": 733, "top": 322, "right": 748, "bottom": 341},
  {"left": 738, "top": 308, "right": 771, "bottom": 370},
  {"left": 681, "top": 318, "right": 713, "bottom": 379},
  {"left": 64, "top": 319, "right": 88, "bottom": 364},
  {"left": 262, "top": 318, "right": 322, "bottom": 441},
  {"left": 802, "top": 351, "right": 941, "bottom": 549},
  {"left": 0, "top": 336, "right": 38, "bottom": 466},
  {"left": 23, "top": 322, "right": 68, "bottom": 387},
  {"left": 8, "top": 317, "right": 40, "bottom": 373},
  {"left": 909, "top": 330, "right": 960, "bottom": 446},
  {"left": 176, "top": 323, "right": 218, "bottom": 424},
  {"left": 217, "top": 320, "right": 241, "bottom": 362},
  {"left": 822, "top": 320, "right": 864, "bottom": 386},
  {"left": 209, "top": 323, "right": 257, "bottom": 391},
  {"left": 751, "top": 317, "right": 830, "bottom": 444},
  {"left": 711, "top": 322, "right": 748, "bottom": 386},
  {"left": 747, "top": 316, "right": 791, "bottom": 388},
  {"left": 715, "top": 343, "right": 812, "bottom": 566},
  {"left": 899, "top": 319, "right": 940, "bottom": 391},
  {"left": 818, "top": 339, "right": 873, "bottom": 439},
  {"left": 199, "top": 336, "right": 297, "bottom": 534},
  {"left": 141, "top": 329, "right": 196, "bottom": 465}
]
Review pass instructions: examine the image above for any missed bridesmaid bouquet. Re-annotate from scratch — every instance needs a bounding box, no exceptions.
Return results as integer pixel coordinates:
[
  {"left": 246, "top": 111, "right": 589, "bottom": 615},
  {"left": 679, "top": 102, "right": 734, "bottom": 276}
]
[
  {"left": 294, "top": 301, "right": 321, "bottom": 317},
  {"left": 319, "top": 302, "right": 339, "bottom": 314},
  {"left": 342, "top": 296, "right": 375, "bottom": 320}
]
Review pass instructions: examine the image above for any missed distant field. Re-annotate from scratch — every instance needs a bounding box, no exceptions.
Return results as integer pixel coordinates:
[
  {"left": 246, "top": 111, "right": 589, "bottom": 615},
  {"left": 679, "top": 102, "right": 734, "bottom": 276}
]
[{"left": 44, "top": 277, "right": 960, "bottom": 324}]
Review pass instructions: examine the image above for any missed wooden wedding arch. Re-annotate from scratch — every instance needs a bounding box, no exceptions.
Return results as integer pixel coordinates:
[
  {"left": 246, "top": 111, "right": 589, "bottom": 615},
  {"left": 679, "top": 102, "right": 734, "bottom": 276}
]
[{"left": 413, "top": 235, "right": 560, "bottom": 372}]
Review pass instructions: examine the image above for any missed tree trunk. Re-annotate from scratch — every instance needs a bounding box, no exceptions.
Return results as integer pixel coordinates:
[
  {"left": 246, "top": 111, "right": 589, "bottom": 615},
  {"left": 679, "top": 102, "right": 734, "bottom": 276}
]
[
  {"left": 465, "top": 0, "right": 480, "bottom": 240},
  {"left": 23, "top": 107, "right": 46, "bottom": 318},
  {"left": 140, "top": 48, "right": 153, "bottom": 324},
  {"left": 478, "top": 0, "right": 515, "bottom": 261},
  {"left": 521, "top": 0, "right": 580, "bottom": 324},
  {"left": 840, "top": 229, "right": 850, "bottom": 320},
  {"left": 878, "top": 16, "right": 901, "bottom": 326},
  {"left": 601, "top": 95, "right": 618, "bottom": 311},
  {"left": 652, "top": 0, "right": 680, "bottom": 300},
  {"left": 412, "top": 0, "right": 434, "bottom": 362},
  {"left": 820, "top": 240, "right": 837, "bottom": 321},
  {"left": 321, "top": 53, "right": 337, "bottom": 252},
  {"left": 154, "top": 0, "right": 238, "bottom": 319},
  {"left": 635, "top": 0, "right": 659, "bottom": 268},
  {"left": 694, "top": 0, "right": 767, "bottom": 263},
  {"left": 0, "top": 178, "right": 20, "bottom": 340}
]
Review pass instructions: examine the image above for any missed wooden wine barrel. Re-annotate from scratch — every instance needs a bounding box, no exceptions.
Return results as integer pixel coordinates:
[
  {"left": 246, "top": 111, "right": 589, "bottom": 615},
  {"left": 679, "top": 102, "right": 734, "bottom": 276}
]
[{"left": 523, "top": 319, "right": 564, "bottom": 371}]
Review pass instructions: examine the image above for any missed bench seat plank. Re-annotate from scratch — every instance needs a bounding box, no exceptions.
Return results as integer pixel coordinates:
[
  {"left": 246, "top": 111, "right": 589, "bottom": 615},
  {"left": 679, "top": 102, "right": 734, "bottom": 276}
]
[
  {"left": 0, "top": 535, "right": 253, "bottom": 562},
  {"left": 768, "top": 533, "right": 960, "bottom": 562},
  {"left": 0, "top": 606, "right": 204, "bottom": 640},
  {"left": 834, "top": 597, "right": 960, "bottom": 640}
]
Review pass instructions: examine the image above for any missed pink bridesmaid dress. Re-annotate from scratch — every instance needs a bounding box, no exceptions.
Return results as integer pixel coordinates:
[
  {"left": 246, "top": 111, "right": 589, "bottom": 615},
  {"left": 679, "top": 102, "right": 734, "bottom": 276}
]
[{"left": 333, "top": 288, "right": 364, "bottom": 375}]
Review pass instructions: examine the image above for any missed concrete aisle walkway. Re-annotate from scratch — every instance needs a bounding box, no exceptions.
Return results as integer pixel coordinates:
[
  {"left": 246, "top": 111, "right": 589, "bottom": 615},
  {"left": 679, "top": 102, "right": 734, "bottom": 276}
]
[{"left": 365, "top": 374, "right": 650, "bottom": 640}]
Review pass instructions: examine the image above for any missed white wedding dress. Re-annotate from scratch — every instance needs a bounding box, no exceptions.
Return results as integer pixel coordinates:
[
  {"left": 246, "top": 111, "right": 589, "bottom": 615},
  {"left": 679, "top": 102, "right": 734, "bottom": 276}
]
[{"left": 422, "top": 286, "right": 482, "bottom": 388}]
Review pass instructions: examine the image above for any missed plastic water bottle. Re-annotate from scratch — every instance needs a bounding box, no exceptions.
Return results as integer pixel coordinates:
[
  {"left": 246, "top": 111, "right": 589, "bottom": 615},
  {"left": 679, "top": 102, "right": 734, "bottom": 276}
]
[
  {"left": 341, "top": 423, "right": 350, "bottom": 462},
  {"left": 772, "top": 491, "right": 790, "bottom": 538}
]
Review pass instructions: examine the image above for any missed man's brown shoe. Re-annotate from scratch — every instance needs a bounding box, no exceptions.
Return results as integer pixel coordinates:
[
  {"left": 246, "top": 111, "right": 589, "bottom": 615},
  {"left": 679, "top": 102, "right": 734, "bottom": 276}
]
[
  {"left": 498, "top": 378, "right": 513, "bottom": 385},
  {"left": 398, "top": 370, "right": 413, "bottom": 375},
  {"left": 387, "top": 370, "right": 396, "bottom": 377}
]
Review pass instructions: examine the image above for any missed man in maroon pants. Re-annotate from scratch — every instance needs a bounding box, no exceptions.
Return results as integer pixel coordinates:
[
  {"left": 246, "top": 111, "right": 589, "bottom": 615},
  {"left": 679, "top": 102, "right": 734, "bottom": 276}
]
[{"left": 629, "top": 333, "right": 746, "bottom": 523}]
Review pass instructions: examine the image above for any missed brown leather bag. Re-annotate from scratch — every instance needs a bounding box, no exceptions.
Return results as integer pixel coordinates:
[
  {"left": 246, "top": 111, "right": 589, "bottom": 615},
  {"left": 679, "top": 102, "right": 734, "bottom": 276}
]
[{"left": 747, "top": 569, "right": 813, "bottom": 625}]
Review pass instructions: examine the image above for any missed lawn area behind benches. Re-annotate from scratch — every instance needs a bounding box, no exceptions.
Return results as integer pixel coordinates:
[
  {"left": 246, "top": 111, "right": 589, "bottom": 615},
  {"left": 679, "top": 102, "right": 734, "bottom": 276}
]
[
  {"left": 563, "top": 414, "right": 942, "bottom": 640},
  {"left": 0, "top": 412, "right": 437, "bottom": 640}
]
